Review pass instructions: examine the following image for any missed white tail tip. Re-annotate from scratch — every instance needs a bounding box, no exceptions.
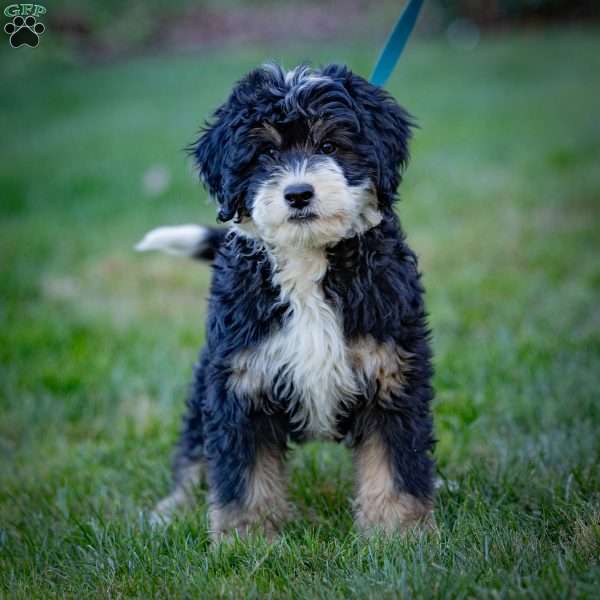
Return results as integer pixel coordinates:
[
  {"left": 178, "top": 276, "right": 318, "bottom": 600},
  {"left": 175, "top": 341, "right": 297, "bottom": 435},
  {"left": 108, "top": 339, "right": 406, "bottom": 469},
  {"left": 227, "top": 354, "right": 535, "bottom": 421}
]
[{"left": 135, "top": 224, "right": 208, "bottom": 258}]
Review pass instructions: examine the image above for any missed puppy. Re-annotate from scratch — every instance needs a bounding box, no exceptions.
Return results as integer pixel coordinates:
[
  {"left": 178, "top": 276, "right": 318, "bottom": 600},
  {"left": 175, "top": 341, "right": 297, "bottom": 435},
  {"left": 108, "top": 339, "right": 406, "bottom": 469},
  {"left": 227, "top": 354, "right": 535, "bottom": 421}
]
[{"left": 137, "top": 64, "right": 435, "bottom": 540}]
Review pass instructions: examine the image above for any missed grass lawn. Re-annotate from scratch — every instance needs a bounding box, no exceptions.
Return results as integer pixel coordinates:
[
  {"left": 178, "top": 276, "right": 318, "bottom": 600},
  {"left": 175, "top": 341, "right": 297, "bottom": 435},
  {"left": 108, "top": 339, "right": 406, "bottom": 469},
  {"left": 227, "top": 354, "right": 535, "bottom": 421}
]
[{"left": 1, "top": 28, "right": 599, "bottom": 598}]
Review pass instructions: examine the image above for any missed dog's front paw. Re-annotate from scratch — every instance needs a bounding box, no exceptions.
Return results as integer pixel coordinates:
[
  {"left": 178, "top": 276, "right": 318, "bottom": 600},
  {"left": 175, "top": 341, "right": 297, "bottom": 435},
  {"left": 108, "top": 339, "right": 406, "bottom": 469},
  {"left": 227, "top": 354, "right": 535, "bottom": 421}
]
[
  {"left": 209, "top": 503, "right": 289, "bottom": 543},
  {"left": 355, "top": 492, "right": 434, "bottom": 536},
  {"left": 211, "top": 519, "right": 281, "bottom": 544}
]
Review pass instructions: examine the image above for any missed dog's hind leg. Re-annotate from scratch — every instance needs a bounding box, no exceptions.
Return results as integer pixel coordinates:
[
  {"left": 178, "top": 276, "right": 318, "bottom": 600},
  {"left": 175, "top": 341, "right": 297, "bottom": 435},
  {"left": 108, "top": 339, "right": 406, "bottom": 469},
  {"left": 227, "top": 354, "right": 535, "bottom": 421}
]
[
  {"left": 151, "top": 455, "right": 203, "bottom": 525},
  {"left": 150, "top": 352, "right": 209, "bottom": 525}
]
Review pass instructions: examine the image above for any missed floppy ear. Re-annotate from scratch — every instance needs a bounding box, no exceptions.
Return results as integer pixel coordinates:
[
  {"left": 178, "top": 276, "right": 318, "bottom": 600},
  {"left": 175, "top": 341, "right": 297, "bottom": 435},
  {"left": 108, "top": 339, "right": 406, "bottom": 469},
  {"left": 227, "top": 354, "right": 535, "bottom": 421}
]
[
  {"left": 190, "top": 104, "right": 244, "bottom": 223},
  {"left": 337, "top": 68, "right": 414, "bottom": 201}
]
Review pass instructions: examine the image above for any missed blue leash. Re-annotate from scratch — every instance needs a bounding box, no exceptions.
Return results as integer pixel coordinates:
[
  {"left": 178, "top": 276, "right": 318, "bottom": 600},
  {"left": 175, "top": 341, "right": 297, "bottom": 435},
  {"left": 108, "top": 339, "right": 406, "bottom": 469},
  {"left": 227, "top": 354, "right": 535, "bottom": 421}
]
[{"left": 369, "top": 0, "right": 425, "bottom": 87}]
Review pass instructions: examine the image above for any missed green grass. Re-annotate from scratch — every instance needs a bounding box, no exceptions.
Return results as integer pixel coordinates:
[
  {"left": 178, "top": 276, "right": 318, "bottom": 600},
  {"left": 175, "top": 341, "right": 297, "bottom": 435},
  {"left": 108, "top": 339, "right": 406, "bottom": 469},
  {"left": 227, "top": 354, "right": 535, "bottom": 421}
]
[{"left": 1, "top": 29, "right": 599, "bottom": 598}]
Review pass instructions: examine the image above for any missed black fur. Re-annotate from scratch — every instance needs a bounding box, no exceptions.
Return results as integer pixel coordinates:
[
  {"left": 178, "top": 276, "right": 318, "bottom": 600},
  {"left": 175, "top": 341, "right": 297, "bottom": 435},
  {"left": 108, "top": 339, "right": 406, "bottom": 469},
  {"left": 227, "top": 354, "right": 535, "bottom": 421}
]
[
  {"left": 169, "top": 63, "right": 435, "bottom": 527},
  {"left": 191, "top": 227, "right": 228, "bottom": 261},
  {"left": 191, "top": 64, "right": 413, "bottom": 222}
]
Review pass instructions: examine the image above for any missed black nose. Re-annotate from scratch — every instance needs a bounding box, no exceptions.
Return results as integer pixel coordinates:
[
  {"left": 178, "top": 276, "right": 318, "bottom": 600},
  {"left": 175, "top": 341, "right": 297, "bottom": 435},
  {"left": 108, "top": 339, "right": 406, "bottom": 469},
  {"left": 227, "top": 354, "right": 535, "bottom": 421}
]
[{"left": 284, "top": 183, "right": 314, "bottom": 209}]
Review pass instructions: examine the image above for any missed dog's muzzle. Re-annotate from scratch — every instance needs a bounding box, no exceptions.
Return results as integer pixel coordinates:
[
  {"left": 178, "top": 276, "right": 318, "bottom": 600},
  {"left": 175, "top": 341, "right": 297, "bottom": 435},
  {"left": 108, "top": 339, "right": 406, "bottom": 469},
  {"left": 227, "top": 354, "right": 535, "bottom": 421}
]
[{"left": 284, "top": 182, "right": 318, "bottom": 222}]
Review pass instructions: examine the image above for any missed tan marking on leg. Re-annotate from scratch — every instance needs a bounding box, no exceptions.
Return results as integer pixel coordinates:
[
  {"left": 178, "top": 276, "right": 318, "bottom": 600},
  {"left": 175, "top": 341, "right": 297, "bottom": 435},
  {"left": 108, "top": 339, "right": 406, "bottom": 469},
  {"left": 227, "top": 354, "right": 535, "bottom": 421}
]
[
  {"left": 209, "top": 446, "right": 290, "bottom": 541},
  {"left": 227, "top": 349, "right": 265, "bottom": 400},
  {"left": 349, "top": 335, "right": 413, "bottom": 404},
  {"left": 150, "top": 460, "right": 203, "bottom": 526},
  {"left": 354, "top": 433, "right": 433, "bottom": 534}
]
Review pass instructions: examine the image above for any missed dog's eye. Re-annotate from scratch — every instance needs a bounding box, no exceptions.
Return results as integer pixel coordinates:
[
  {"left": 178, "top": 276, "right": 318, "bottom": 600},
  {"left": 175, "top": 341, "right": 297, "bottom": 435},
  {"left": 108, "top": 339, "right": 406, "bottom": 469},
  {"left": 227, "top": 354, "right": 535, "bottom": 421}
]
[
  {"left": 319, "top": 141, "right": 336, "bottom": 155},
  {"left": 265, "top": 147, "right": 279, "bottom": 158}
]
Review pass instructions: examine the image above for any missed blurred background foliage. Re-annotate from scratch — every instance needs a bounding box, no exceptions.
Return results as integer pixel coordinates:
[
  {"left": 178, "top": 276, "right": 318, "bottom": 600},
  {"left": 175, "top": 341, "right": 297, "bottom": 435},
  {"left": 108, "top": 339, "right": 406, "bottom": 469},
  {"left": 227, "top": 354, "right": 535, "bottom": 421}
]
[{"left": 32, "top": 0, "right": 600, "bottom": 62}]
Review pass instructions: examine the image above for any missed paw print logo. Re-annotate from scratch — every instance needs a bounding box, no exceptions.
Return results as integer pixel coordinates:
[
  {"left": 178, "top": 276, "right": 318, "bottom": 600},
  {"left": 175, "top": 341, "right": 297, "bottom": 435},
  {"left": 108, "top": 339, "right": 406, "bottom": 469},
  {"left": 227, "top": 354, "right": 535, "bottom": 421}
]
[{"left": 4, "top": 15, "right": 45, "bottom": 48}]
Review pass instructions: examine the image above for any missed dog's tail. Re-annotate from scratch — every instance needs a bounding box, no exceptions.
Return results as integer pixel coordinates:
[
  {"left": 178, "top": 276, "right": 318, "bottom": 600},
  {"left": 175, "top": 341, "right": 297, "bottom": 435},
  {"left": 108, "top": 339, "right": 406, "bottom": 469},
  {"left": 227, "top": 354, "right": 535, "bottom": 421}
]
[{"left": 135, "top": 224, "right": 227, "bottom": 261}]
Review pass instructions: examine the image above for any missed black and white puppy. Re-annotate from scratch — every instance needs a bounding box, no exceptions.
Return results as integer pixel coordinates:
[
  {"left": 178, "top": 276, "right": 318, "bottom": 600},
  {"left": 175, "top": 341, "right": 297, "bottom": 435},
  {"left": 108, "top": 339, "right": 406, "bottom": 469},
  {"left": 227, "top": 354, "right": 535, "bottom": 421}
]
[{"left": 137, "top": 63, "right": 435, "bottom": 539}]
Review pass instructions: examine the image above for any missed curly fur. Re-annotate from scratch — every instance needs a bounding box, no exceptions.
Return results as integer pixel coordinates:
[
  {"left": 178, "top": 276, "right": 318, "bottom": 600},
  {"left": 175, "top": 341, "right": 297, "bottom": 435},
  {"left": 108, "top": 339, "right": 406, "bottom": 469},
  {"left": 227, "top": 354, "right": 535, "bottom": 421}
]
[{"left": 145, "top": 63, "right": 436, "bottom": 538}]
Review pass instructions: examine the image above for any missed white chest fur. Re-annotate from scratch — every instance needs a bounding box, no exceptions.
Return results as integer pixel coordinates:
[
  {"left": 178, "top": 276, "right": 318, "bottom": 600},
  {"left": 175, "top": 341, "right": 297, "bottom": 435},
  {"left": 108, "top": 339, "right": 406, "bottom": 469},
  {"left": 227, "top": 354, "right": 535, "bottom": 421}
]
[
  {"left": 230, "top": 247, "right": 358, "bottom": 437},
  {"left": 270, "top": 249, "right": 359, "bottom": 435}
]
